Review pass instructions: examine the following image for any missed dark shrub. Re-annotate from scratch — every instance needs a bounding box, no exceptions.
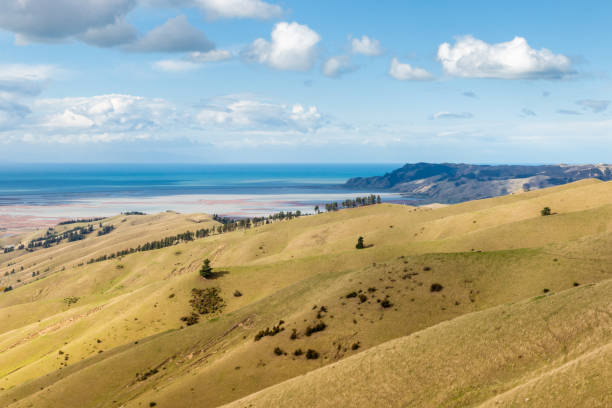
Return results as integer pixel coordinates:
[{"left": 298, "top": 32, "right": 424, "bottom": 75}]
[
  {"left": 233, "top": 290, "right": 242, "bottom": 297},
  {"left": 180, "top": 313, "right": 199, "bottom": 326},
  {"left": 351, "top": 342, "right": 360, "bottom": 350},
  {"left": 541, "top": 207, "right": 552, "bottom": 216},
  {"left": 305, "top": 321, "right": 326, "bottom": 336},
  {"left": 294, "top": 348, "right": 303, "bottom": 356},
  {"left": 254, "top": 320, "right": 285, "bottom": 341},
  {"left": 346, "top": 291, "right": 357, "bottom": 298},
  {"left": 306, "top": 349, "right": 319, "bottom": 359},
  {"left": 367, "top": 287, "right": 377, "bottom": 292},
  {"left": 381, "top": 299, "right": 393, "bottom": 308},
  {"left": 290, "top": 329, "right": 298, "bottom": 340},
  {"left": 149, "top": 403, "right": 157, "bottom": 407},
  {"left": 543, "top": 288, "right": 550, "bottom": 293},
  {"left": 199, "top": 258, "right": 213, "bottom": 278},
  {"left": 273, "top": 347, "right": 284, "bottom": 356},
  {"left": 430, "top": 283, "right": 443, "bottom": 292},
  {"left": 423, "top": 266, "right": 431, "bottom": 271},
  {"left": 356, "top": 236, "right": 365, "bottom": 249},
  {"left": 358, "top": 294, "right": 367, "bottom": 303},
  {"left": 190, "top": 287, "right": 224, "bottom": 315},
  {"left": 573, "top": 282, "right": 580, "bottom": 287}
]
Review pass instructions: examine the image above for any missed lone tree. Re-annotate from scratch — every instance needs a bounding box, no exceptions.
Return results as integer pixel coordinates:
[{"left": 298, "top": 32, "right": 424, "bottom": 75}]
[
  {"left": 541, "top": 207, "right": 552, "bottom": 216},
  {"left": 200, "top": 258, "right": 213, "bottom": 279},
  {"left": 356, "top": 236, "right": 365, "bottom": 249},
  {"left": 314, "top": 205, "right": 319, "bottom": 214}
]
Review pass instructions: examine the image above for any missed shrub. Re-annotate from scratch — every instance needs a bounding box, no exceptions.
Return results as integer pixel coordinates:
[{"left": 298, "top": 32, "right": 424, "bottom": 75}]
[
  {"left": 168, "top": 293, "right": 175, "bottom": 298},
  {"left": 273, "top": 347, "right": 284, "bottom": 356},
  {"left": 254, "top": 320, "right": 285, "bottom": 341},
  {"left": 190, "top": 287, "right": 224, "bottom": 315},
  {"left": 543, "top": 288, "right": 550, "bottom": 293},
  {"left": 356, "top": 236, "right": 365, "bottom": 249},
  {"left": 345, "top": 291, "right": 357, "bottom": 298},
  {"left": 573, "top": 282, "right": 580, "bottom": 287},
  {"left": 381, "top": 299, "right": 393, "bottom": 308},
  {"left": 358, "top": 294, "right": 367, "bottom": 303},
  {"left": 305, "top": 321, "right": 326, "bottom": 336},
  {"left": 306, "top": 349, "right": 319, "bottom": 359},
  {"left": 367, "top": 287, "right": 377, "bottom": 292},
  {"left": 149, "top": 403, "right": 157, "bottom": 407},
  {"left": 290, "top": 329, "right": 298, "bottom": 340},
  {"left": 294, "top": 348, "right": 303, "bottom": 356},
  {"left": 180, "top": 313, "right": 199, "bottom": 326},
  {"left": 351, "top": 342, "right": 360, "bottom": 350},
  {"left": 423, "top": 266, "right": 431, "bottom": 271},
  {"left": 430, "top": 283, "right": 443, "bottom": 292},
  {"left": 541, "top": 207, "right": 552, "bottom": 216},
  {"left": 233, "top": 290, "right": 242, "bottom": 297}
]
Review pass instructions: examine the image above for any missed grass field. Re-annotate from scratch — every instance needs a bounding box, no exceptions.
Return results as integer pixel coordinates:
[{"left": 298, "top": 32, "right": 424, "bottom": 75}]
[{"left": 0, "top": 179, "right": 611, "bottom": 407}]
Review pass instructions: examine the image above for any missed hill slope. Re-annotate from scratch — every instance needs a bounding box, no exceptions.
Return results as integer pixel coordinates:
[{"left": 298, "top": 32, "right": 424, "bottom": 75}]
[{"left": 0, "top": 180, "right": 611, "bottom": 407}]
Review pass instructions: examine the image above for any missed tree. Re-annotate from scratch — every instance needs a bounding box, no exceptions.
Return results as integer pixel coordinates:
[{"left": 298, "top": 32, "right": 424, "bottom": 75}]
[
  {"left": 314, "top": 205, "right": 319, "bottom": 214},
  {"left": 541, "top": 207, "right": 552, "bottom": 216},
  {"left": 377, "top": 195, "right": 382, "bottom": 204},
  {"left": 356, "top": 236, "right": 365, "bottom": 249},
  {"left": 200, "top": 258, "right": 213, "bottom": 278}
]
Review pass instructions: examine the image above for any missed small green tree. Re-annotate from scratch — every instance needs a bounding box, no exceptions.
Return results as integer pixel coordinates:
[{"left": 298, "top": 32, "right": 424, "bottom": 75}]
[
  {"left": 356, "top": 236, "right": 365, "bottom": 249},
  {"left": 200, "top": 258, "right": 213, "bottom": 278},
  {"left": 314, "top": 205, "right": 319, "bottom": 214},
  {"left": 541, "top": 207, "right": 552, "bottom": 216}
]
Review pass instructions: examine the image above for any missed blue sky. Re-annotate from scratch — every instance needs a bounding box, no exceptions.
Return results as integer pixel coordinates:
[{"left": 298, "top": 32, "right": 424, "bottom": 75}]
[{"left": 1, "top": 0, "right": 611, "bottom": 163}]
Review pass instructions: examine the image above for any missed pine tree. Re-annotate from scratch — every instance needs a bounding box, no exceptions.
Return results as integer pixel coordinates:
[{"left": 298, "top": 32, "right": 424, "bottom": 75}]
[
  {"left": 200, "top": 258, "right": 213, "bottom": 278},
  {"left": 356, "top": 236, "right": 365, "bottom": 249}
]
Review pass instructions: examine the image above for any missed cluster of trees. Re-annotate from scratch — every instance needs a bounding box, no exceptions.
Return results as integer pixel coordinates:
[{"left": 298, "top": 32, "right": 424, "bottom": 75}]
[
  {"left": 27, "top": 225, "right": 95, "bottom": 249},
  {"left": 122, "top": 211, "right": 146, "bottom": 216},
  {"left": 86, "top": 210, "right": 304, "bottom": 265},
  {"left": 58, "top": 217, "right": 104, "bottom": 225},
  {"left": 315, "top": 195, "right": 381, "bottom": 213},
  {"left": 97, "top": 224, "right": 115, "bottom": 236}
]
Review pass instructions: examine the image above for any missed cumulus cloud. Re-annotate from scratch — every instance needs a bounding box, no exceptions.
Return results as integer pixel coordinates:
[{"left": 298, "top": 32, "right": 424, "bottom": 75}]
[
  {"left": 194, "top": 0, "right": 282, "bottom": 19},
  {"left": 196, "top": 95, "right": 326, "bottom": 133},
  {"left": 322, "top": 56, "right": 353, "bottom": 78},
  {"left": 126, "top": 15, "right": 214, "bottom": 53},
  {"left": 389, "top": 58, "right": 433, "bottom": 81},
  {"left": 78, "top": 18, "right": 137, "bottom": 47},
  {"left": 242, "top": 22, "right": 320, "bottom": 71},
  {"left": 351, "top": 35, "right": 382, "bottom": 56},
  {"left": 0, "top": 0, "right": 136, "bottom": 42},
  {"left": 190, "top": 49, "right": 233, "bottom": 62},
  {"left": 576, "top": 99, "right": 609, "bottom": 113},
  {"left": 437, "top": 35, "right": 573, "bottom": 79},
  {"left": 432, "top": 111, "right": 473, "bottom": 119}
]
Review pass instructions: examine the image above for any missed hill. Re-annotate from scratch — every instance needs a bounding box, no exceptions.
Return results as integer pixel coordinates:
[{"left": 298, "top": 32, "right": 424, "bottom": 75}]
[
  {"left": 344, "top": 162, "right": 612, "bottom": 203},
  {"left": 0, "top": 179, "right": 611, "bottom": 407}
]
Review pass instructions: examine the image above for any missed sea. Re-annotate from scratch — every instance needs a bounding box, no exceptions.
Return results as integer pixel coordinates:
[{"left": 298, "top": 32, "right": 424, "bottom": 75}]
[{"left": 0, "top": 163, "right": 406, "bottom": 231}]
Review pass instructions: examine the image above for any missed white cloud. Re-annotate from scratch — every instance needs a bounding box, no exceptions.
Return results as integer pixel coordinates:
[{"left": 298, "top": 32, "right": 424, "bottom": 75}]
[
  {"left": 0, "top": 64, "right": 58, "bottom": 96},
  {"left": 196, "top": 95, "right": 326, "bottom": 133},
  {"left": 432, "top": 111, "right": 473, "bottom": 119},
  {"left": 126, "top": 15, "right": 214, "bottom": 53},
  {"left": 78, "top": 18, "right": 137, "bottom": 47},
  {"left": 194, "top": 0, "right": 282, "bottom": 19},
  {"left": 437, "top": 35, "right": 573, "bottom": 79},
  {"left": 0, "top": 0, "right": 136, "bottom": 42},
  {"left": 189, "top": 49, "right": 233, "bottom": 62},
  {"left": 576, "top": 99, "right": 609, "bottom": 113},
  {"left": 322, "top": 56, "right": 353, "bottom": 78},
  {"left": 153, "top": 49, "right": 233, "bottom": 71},
  {"left": 351, "top": 35, "right": 382, "bottom": 56},
  {"left": 389, "top": 58, "right": 434, "bottom": 81},
  {"left": 242, "top": 22, "right": 320, "bottom": 71}
]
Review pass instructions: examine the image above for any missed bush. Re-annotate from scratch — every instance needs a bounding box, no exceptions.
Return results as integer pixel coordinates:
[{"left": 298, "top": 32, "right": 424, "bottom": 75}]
[
  {"left": 351, "top": 342, "right": 360, "bottom": 350},
  {"left": 190, "top": 287, "right": 224, "bottom": 315},
  {"left": 180, "top": 313, "right": 199, "bottom": 326},
  {"left": 305, "top": 321, "right": 326, "bottom": 336},
  {"left": 294, "top": 348, "right": 303, "bottom": 356},
  {"left": 430, "top": 283, "right": 444, "bottom": 292},
  {"left": 273, "top": 347, "right": 284, "bottom": 356},
  {"left": 381, "top": 299, "right": 393, "bottom": 308},
  {"left": 573, "top": 282, "right": 580, "bottom": 287},
  {"left": 233, "top": 290, "right": 242, "bottom": 297},
  {"left": 541, "top": 207, "right": 552, "bottom": 216},
  {"left": 423, "top": 266, "right": 431, "bottom": 271},
  {"left": 543, "top": 288, "right": 550, "bottom": 293},
  {"left": 254, "top": 320, "right": 285, "bottom": 341},
  {"left": 305, "top": 349, "right": 319, "bottom": 359},
  {"left": 290, "top": 329, "right": 298, "bottom": 340},
  {"left": 345, "top": 291, "right": 357, "bottom": 298},
  {"left": 358, "top": 294, "right": 367, "bottom": 303}
]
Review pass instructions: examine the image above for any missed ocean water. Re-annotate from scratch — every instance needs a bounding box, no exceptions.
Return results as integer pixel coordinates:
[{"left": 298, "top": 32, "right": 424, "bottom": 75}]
[
  {"left": 0, "top": 164, "right": 406, "bottom": 229},
  {"left": 0, "top": 163, "right": 400, "bottom": 205}
]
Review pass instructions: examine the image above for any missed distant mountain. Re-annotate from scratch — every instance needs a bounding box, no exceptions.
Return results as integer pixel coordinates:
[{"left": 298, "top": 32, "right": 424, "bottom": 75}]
[{"left": 345, "top": 162, "right": 612, "bottom": 203}]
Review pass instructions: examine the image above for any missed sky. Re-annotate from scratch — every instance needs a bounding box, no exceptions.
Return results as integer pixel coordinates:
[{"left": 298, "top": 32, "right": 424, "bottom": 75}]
[{"left": 1, "top": 0, "right": 611, "bottom": 164}]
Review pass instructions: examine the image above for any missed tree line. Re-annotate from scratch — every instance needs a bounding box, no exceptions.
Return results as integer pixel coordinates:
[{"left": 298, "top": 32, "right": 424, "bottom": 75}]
[{"left": 315, "top": 194, "right": 382, "bottom": 213}]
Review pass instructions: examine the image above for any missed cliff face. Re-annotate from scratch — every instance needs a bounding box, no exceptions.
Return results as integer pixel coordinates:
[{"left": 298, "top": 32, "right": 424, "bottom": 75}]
[{"left": 345, "top": 163, "right": 612, "bottom": 203}]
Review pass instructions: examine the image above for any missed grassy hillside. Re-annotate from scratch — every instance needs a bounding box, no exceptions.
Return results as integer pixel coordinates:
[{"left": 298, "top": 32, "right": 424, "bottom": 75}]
[{"left": 0, "top": 180, "right": 610, "bottom": 407}]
